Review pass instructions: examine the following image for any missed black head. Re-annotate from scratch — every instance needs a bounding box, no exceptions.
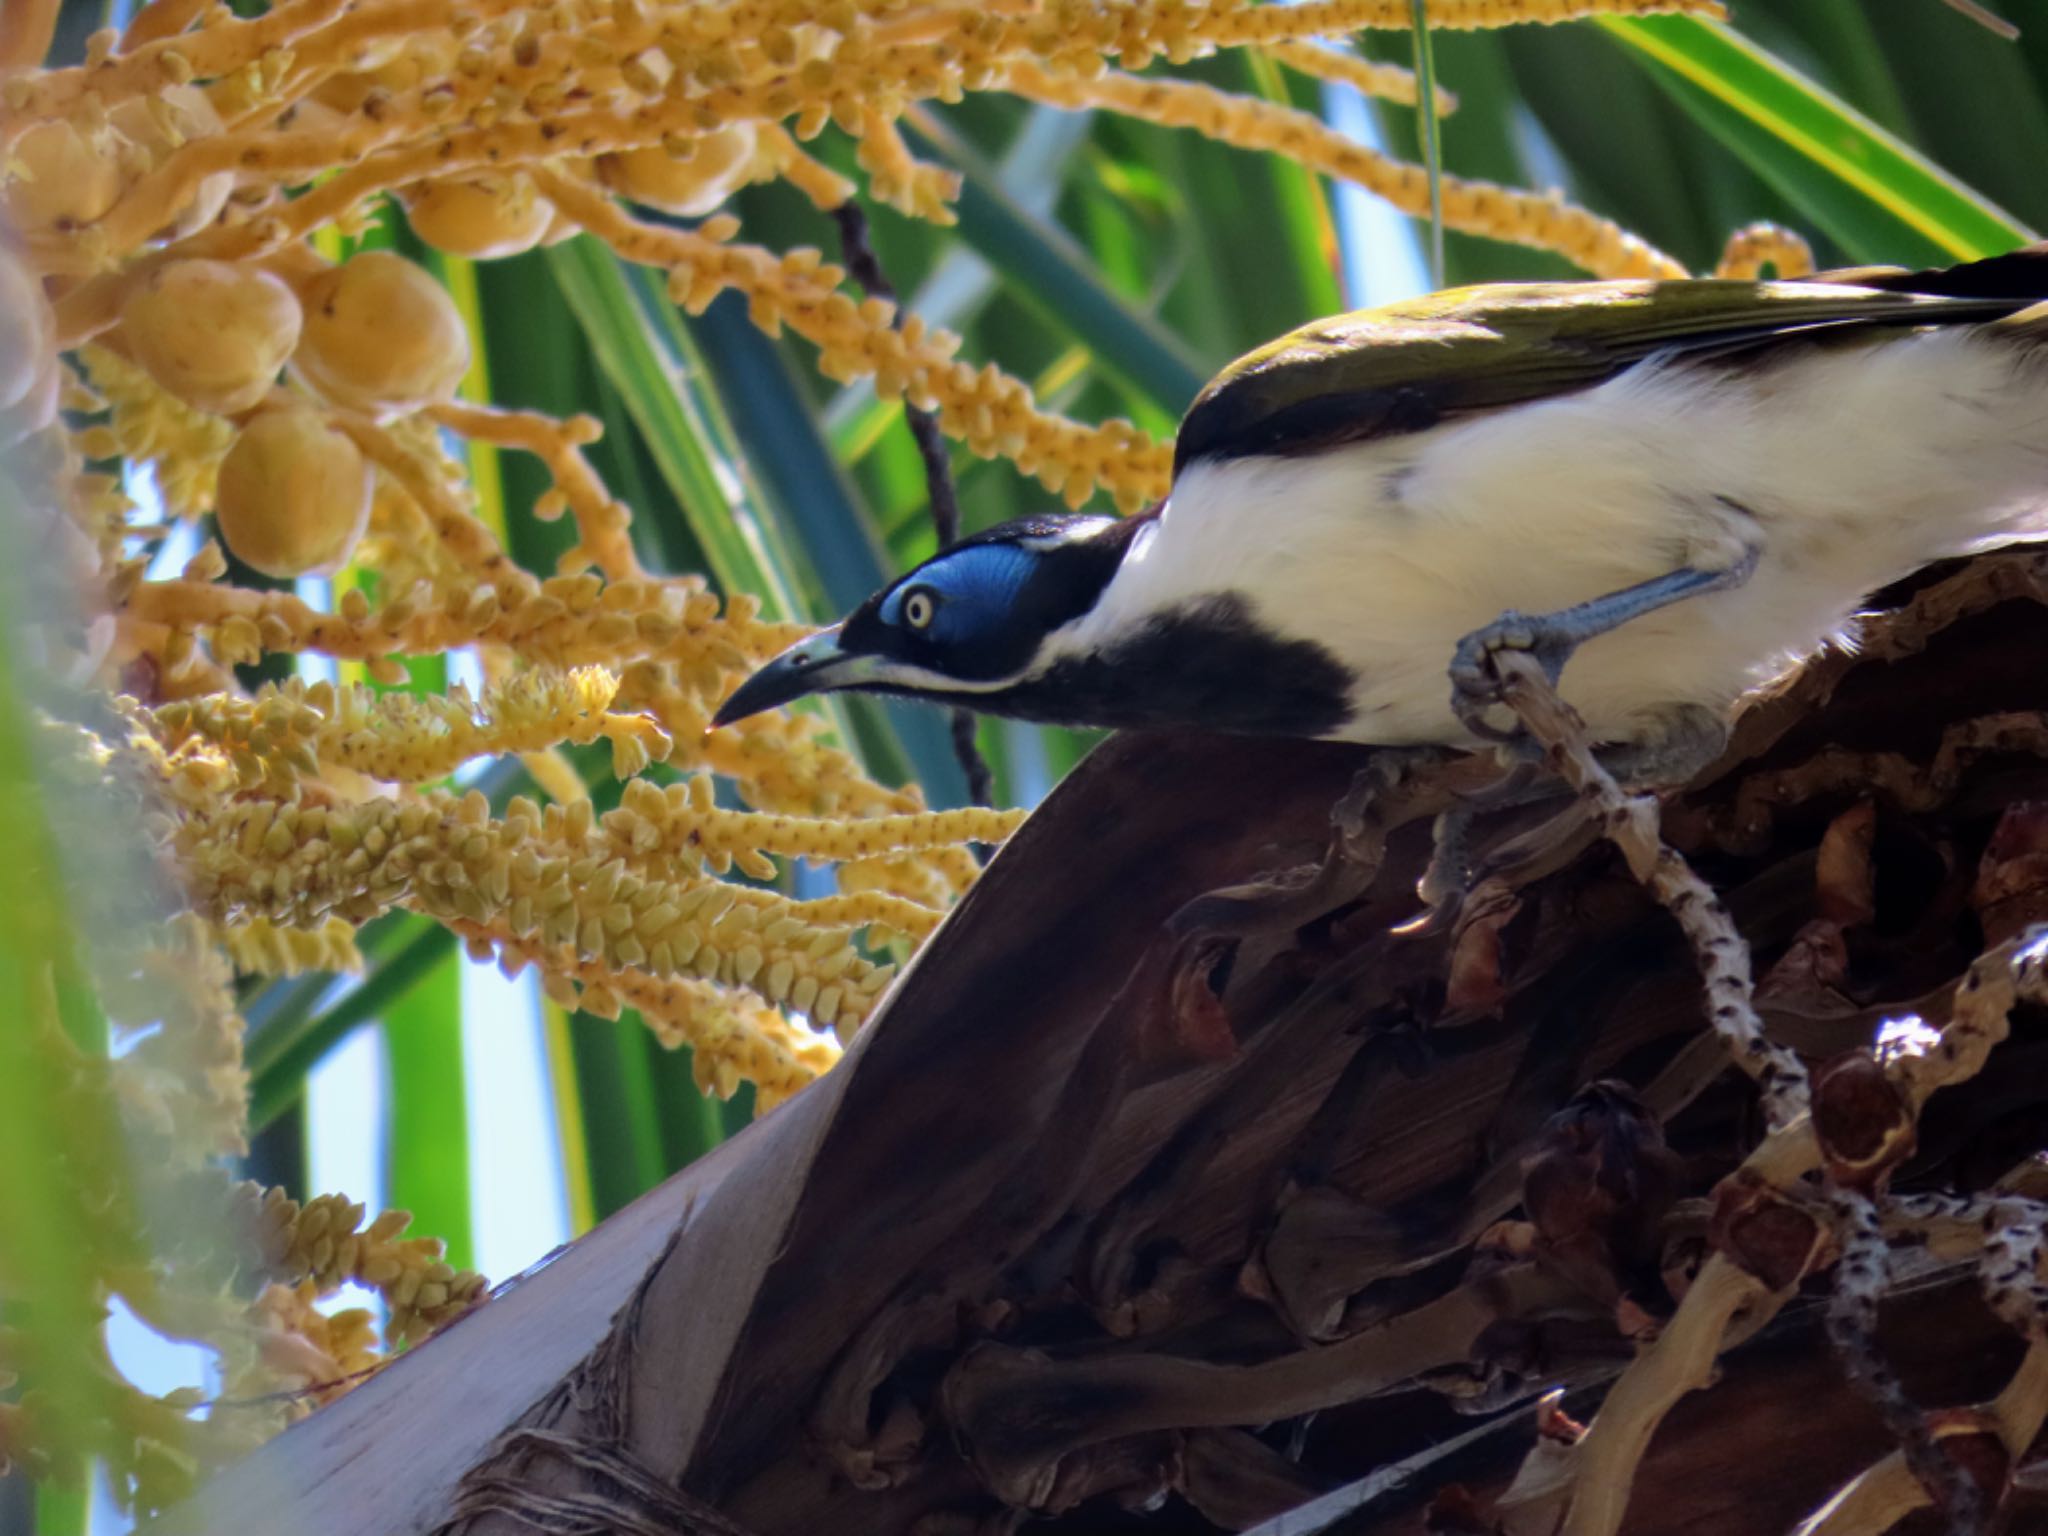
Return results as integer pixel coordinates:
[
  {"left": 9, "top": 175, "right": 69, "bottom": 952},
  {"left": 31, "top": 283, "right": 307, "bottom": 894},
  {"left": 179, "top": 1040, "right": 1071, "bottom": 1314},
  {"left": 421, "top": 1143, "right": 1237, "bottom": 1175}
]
[{"left": 710, "top": 513, "right": 1142, "bottom": 727}]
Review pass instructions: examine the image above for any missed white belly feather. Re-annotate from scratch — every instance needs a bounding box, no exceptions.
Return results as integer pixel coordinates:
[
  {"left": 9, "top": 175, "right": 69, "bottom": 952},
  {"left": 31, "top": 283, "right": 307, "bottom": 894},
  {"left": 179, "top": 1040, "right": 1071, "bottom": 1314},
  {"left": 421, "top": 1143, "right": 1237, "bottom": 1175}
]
[{"left": 1065, "top": 329, "right": 2048, "bottom": 745}]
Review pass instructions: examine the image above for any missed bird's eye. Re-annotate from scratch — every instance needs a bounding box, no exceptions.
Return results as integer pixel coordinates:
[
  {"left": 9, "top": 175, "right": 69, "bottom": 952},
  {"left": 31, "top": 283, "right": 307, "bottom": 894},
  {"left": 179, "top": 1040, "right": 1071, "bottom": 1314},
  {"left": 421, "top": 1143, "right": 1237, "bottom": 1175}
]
[{"left": 902, "top": 586, "right": 938, "bottom": 630}]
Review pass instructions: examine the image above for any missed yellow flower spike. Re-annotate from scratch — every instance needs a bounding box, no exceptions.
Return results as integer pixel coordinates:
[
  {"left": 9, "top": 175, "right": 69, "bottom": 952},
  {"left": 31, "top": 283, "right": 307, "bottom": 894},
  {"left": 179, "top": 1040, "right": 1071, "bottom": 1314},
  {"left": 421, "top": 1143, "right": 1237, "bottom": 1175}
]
[
  {"left": 40, "top": 0, "right": 1712, "bottom": 347},
  {"left": 88, "top": 913, "right": 251, "bottom": 1162},
  {"left": 633, "top": 672, "right": 945, "bottom": 831},
  {"left": 758, "top": 123, "right": 856, "bottom": 209},
  {"left": 173, "top": 779, "right": 924, "bottom": 1024},
  {"left": 426, "top": 401, "right": 632, "bottom": 573},
  {"left": 533, "top": 165, "right": 1173, "bottom": 511},
  {"left": 467, "top": 922, "right": 840, "bottom": 1106},
  {"left": 1002, "top": 63, "right": 1687, "bottom": 282},
  {"left": 2, "top": 0, "right": 1758, "bottom": 1492},
  {"left": 181, "top": 539, "right": 229, "bottom": 583},
  {"left": 855, "top": 107, "right": 961, "bottom": 224},
  {"left": 625, "top": 798, "right": 1021, "bottom": 874},
  {"left": 239, "top": 1280, "right": 382, "bottom": 1405},
  {"left": 1264, "top": 42, "right": 1452, "bottom": 113},
  {"left": 774, "top": 889, "right": 943, "bottom": 943},
  {"left": 142, "top": 666, "right": 658, "bottom": 787},
  {"left": 77, "top": 345, "right": 234, "bottom": 519},
  {"left": 236, "top": 1181, "right": 485, "bottom": 1348},
  {"left": 1713, "top": 220, "right": 1816, "bottom": 280},
  {"left": 213, "top": 915, "right": 363, "bottom": 976}
]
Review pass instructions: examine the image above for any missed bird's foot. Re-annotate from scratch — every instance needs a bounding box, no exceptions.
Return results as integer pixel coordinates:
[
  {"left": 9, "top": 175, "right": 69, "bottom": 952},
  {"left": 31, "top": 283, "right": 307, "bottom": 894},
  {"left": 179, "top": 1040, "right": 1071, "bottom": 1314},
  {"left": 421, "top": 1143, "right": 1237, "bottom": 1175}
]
[
  {"left": 1441, "top": 707, "right": 1728, "bottom": 900},
  {"left": 1377, "top": 751, "right": 1547, "bottom": 934},
  {"left": 1417, "top": 806, "right": 1477, "bottom": 919},
  {"left": 1324, "top": 748, "right": 1484, "bottom": 936},
  {"left": 1447, "top": 553, "right": 1761, "bottom": 747},
  {"left": 1341, "top": 742, "right": 1457, "bottom": 811},
  {"left": 1449, "top": 610, "right": 1582, "bottom": 744}
]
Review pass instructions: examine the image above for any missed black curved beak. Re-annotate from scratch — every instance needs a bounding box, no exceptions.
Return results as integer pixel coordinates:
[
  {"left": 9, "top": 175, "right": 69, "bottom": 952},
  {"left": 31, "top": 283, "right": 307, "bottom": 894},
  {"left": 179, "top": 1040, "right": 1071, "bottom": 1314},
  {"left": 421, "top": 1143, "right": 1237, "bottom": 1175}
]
[{"left": 712, "top": 625, "right": 882, "bottom": 728}]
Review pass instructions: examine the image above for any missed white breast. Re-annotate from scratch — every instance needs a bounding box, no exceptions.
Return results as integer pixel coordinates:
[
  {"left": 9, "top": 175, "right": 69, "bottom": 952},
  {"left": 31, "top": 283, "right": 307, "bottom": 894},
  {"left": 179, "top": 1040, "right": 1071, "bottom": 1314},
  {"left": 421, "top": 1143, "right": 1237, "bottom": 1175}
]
[{"left": 1061, "top": 329, "right": 2048, "bottom": 745}]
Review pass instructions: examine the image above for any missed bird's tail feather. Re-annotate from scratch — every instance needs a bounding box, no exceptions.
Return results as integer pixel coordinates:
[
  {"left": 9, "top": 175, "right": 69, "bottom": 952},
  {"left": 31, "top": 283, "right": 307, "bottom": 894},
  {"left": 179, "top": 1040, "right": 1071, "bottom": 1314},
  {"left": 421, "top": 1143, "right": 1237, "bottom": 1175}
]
[{"left": 1823, "top": 240, "right": 2048, "bottom": 301}]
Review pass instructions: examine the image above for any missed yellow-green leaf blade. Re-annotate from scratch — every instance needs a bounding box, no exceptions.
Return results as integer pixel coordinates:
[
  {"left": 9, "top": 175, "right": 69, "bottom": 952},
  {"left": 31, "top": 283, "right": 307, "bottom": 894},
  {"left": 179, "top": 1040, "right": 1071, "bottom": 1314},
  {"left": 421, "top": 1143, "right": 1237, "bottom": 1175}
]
[{"left": 1601, "top": 15, "right": 2032, "bottom": 263}]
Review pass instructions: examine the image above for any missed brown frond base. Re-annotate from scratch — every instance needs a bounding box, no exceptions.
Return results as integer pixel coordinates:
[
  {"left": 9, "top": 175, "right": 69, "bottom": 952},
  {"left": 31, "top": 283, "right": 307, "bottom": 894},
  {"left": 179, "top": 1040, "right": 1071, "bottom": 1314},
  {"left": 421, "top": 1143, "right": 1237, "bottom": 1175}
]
[{"left": 160, "top": 548, "right": 2048, "bottom": 1536}]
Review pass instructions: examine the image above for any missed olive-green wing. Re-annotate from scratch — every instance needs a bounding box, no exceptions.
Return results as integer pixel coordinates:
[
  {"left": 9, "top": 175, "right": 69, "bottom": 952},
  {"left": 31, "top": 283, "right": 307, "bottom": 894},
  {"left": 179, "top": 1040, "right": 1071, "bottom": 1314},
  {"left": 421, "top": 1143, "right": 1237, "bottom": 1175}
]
[{"left": 1173, "top": 275, "right": 2041, "bottom": 477}]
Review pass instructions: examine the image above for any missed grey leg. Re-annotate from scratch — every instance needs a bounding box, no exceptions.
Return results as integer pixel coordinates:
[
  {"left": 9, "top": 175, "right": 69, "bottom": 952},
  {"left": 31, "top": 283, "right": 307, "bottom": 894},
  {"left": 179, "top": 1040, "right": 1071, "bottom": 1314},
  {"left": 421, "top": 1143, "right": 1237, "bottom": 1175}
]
[
  {"left": 1449, "top": 546, "right": 1761, "bottom": 744},
  {"left": 1591, "top": 703, "right": 1730, "bottom": 789},
  {"left": 1418, "top": 806, "right": 1475, "bottom": 913},
  {"left": 1417, "top": 706, "right": 1729, "bottom": 921},
  {"left": 1408, "top": 757, "right": 1545, "bottom": 926}
]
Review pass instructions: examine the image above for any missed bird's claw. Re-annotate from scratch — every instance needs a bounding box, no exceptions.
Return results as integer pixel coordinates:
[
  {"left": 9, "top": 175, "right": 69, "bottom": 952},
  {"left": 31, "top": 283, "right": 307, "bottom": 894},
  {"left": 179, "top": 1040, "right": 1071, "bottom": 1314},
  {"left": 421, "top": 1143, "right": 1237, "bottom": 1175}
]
[{"left": 1449, "top": 610, "right": 1580, "bottom": 744}]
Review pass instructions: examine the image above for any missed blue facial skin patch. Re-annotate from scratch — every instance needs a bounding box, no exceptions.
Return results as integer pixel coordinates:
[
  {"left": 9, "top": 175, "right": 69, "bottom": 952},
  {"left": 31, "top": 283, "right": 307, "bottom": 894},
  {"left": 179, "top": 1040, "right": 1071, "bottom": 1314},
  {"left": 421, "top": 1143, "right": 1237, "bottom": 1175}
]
[
  {"left": 879, "top": 543, "right": 1040, "bottom": 642},
  {"left": 835, "top": 512, "right": 1133, "bottom": 684}
]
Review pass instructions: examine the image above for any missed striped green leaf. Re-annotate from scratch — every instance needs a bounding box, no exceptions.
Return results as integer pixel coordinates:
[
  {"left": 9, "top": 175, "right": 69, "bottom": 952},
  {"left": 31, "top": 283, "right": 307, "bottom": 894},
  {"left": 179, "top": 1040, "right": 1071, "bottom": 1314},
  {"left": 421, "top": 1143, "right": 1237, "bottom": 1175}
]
[
  {"left": 249, "top": 916, "right": 455, "bottom": 1132},
  {"left": 907, "top": 111, "right": 1211, "bottom": 417},
  {"left": 0, "top": 478, "right": 125, "bottom": 1508},
  {"left": 546, "top": 237, "right": 815, "bottom": 623},
  {"left": 559, "top": 1014, "right": 671, "bottom": 1220},
  {"left": 380, "top": 946, "right": 470, "bottom": 1268},
  {"left": 684, "top": 292, "right": 974, "bottom": 804},
  {"left": 1601, "top": 16, "right": 2033, "bottom": 264}
]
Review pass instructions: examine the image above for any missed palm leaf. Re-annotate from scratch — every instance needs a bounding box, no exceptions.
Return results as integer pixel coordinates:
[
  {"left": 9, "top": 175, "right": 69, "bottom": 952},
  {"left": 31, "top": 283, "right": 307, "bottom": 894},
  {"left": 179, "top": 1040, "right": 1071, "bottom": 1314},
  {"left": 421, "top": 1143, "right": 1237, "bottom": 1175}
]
[
  {"left": 908, "top": 111, "right": 1211, "bottom": 416},
  {"left": 1601, "top": 16, "right": 2033, "bottom": 263},
  {"left": 559, "top": 1016, "right": 672, "bottom": 1221},
  {"left": 249, "top": 915, "right": 455, "bottom": 1132},
  {"left": 545, "top": 238, "right": 815, "bottom": 621},
  {"left": 685, "top": 291, "right": 977, "bottom": 804}
]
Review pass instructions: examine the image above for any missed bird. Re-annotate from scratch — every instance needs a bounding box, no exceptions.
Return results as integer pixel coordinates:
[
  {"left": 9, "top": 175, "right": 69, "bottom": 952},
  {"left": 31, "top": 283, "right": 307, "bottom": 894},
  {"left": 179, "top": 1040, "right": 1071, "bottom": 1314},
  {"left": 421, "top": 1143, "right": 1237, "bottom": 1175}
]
[{"left": 713, "top": 249, "right": 2048, "bottom": 767}]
